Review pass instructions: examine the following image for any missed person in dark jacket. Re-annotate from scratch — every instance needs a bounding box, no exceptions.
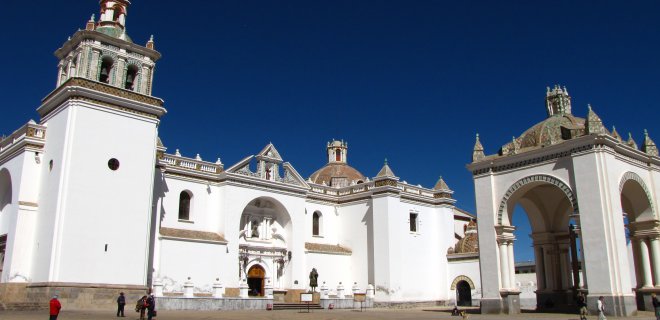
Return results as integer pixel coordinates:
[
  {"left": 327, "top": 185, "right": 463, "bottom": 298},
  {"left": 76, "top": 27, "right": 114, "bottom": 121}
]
[
  {"left": 577, "top": 292, "right": 587, "bottom": 320},
  {"left": 49, "top": 295, "right": 62, "bottom": 320},
  {"left": 146, "top": 289, "right": 156, "bottom": 320},
  {"left": 116, "top": 292, "right": 126, "bottom": 317},
  {"left": 652, "top": 293, "right": 660, "bottom": 320}
]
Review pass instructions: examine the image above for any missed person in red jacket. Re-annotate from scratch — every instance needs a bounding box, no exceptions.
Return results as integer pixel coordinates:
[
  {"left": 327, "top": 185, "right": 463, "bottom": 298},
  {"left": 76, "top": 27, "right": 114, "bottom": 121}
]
[{"left": 49, "top": 295, "right": 62, "bottom": 320}]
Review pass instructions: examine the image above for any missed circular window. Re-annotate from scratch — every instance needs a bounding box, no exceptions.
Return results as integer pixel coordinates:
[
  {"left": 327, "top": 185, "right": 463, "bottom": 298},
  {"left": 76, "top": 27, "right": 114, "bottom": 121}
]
[{"left": 108, "top": 158, "right": 120, "bottom": 171}]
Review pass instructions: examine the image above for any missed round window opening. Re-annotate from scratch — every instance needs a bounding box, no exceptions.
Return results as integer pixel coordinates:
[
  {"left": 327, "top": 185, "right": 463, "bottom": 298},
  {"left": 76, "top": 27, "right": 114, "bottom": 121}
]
[{"left": 108, "top": 158, "right": 120, "bottom": 171}]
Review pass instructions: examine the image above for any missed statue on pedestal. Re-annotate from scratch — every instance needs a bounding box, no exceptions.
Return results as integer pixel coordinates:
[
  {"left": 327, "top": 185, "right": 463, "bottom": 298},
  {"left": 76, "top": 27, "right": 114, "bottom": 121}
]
[{"left": 309, "top": 268, "right": 319, "bottom": 292}]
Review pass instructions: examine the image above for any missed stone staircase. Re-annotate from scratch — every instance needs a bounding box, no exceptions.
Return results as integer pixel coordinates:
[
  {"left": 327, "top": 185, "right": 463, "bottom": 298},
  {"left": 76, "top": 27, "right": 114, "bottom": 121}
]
[
  {"left": 0, "top": 302, "right": 48, "bottom": 311},
  {"left": 272, "top": 303, "right": 324, "bottom": 310}
]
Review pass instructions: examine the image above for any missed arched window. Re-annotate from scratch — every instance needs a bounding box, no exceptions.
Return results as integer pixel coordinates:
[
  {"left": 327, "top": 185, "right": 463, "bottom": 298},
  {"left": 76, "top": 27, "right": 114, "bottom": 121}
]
[
  {"left": 124, "top": 65, "right": 138, "bottom": 90},
  {"left": 178, "top": 191, "right": 192, "bottom": 220},
  {"left": 99, "top": 56, "right": 114, "bottom": 83},
  {"left": 312, "top": 211, "right": 321, "bottom": 236},
  {"left": 335, "top": 149, "right": 341, "bottom": 161}
]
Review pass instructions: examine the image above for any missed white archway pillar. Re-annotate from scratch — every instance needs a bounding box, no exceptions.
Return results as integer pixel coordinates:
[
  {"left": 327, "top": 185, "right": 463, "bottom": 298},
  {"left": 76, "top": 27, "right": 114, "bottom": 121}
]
[
  {"left": 558, "top": 243, "right": 571, "bottom": 290},
  {"left": 649, "top": 237, "right": 660, "bottom": 286},
  {"left": 499, "top": 240, "right": 510, "bottom": 289},
  {"left": 542, "top": 244, "right": 555, "bottom": 291},
  {"left": 507, "top": 241, "right": 516, "bottom": 289},
  {"left": 639, "top": 238, "right": 653, "bottom": 288},
  {"left": 534, "top": 245, "right": 546, "bottom": 290}
]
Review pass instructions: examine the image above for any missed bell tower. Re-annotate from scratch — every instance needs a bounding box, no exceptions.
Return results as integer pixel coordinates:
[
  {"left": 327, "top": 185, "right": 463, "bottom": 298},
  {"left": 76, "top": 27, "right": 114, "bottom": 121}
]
[
  {"left": 30, "top": 1, "right": 166, "bottom": 288},
  {"left": 327, "top": 140, "right": 348, "bottom": 163},
  {"left": 54, "top": 0, "right": 158, "bottom": 95}
]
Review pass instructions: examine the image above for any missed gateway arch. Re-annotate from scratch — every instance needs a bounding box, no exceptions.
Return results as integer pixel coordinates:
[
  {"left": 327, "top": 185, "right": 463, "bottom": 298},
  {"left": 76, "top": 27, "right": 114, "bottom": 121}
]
[{"left": 468, "top": 86, "right": 660, "bottom": 316}]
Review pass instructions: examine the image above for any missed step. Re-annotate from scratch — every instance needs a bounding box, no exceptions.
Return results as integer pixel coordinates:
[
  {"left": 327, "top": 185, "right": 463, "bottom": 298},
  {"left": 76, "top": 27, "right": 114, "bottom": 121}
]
[
  {"left": 0, "top": 302, "right": 48, "bottom": 311},
  {"left": 272, "top": 303, "right": 324, "bottom": 310}
]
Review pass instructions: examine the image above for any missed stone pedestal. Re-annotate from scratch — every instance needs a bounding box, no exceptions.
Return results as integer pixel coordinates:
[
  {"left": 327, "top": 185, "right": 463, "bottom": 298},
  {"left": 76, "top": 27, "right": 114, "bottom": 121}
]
[
  {"left": 501, "top": 292, "right": 521, "bottom": 314},
  {"left": 336, "top": 283, "right": 345, "bottom": 299},
  {"left": 273, "top": 290, "right": 287, "bottom": 303},
  {"left": 212, "top": 279, "right": 223, "bottom": 298},
  {"left": 352, "top": 282, "right": 359, "bottom": 296},
  {"left": 183, "top": 278, "right": 194, "bottom": 298},
  {"left": 320, "top": 282, "right": 329, "bottom": 299},
  {"left": 366, "top": 284, "right": 375, "bottom": 299},
  {"left": 239, "top": 279, "right": 249, "bottom": 298},
  {"left": 153, "top": 279, "right": 163, "bottom": 297},
  {"left": 264, "top": 278, "right": 273, "bottom": 299}
]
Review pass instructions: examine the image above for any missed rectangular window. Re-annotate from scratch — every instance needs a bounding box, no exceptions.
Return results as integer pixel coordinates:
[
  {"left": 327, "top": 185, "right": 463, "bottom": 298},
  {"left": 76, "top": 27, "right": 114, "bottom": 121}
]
[{"left": 409, "top": 213, "right": 418, "bottom": 232}]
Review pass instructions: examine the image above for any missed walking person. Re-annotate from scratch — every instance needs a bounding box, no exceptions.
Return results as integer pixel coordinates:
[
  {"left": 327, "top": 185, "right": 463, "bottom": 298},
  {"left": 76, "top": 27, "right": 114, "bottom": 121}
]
[
  {"left": 598, "top": 296, "right": 607, "bottom": 320},
  {"left": 116, "top": 292, "right": 126, "bottom": 317},
  {"left": 577, "top": 292, "right": 588, "bottom": 320},
  {"left": 146, "top": 289, "right": 156, "bottom": 320},
  {"left": 653, "top": 293, "right": 660, "bottom": 320},
  {"left": 49, "top": 295, "right": 62, "bottom": 320}
]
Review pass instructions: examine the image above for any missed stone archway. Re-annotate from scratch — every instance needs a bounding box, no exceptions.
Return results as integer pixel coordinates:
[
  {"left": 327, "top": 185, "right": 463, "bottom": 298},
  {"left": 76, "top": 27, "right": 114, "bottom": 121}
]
[
  {"left": 496, "top": 174, "right": 580, "bottom": 312},
  {"left": 238, "top": 197, "right": 292, "bottom": 289},
  {"left": 619, "top": 171, "right": 659, "bottom": 310}
]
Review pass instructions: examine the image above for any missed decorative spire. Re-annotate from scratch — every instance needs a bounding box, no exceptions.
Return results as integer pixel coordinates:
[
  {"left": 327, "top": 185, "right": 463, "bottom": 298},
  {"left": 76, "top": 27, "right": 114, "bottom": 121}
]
[
  {"left": 610, "top": 126, "right": 622, "bottom": 142},
  {"left": 585, "top": 104, "right": 606, "bottom": 134},
  {"left": 86, "top": 14, "right": 96, "bottom": 31},
  {"left": 376, "top": 158, "right": 396, "bottom": 178},
  {"left": 511, "top": 136, "right": 520, "bottom": 155},
  {"left": 472, "top": 133, "right": 485, "bottom": 162},
  {"left": 545, "top": 84, "right": 572, "bottom": 117},
  {"left": 146, "top": 35, "right": 155, "bottom": 50},
  {"left": 642, "top": 129, "right": 659, "bottom": 156},
  {"left": 433, "top": 176, "right": 450, "bottom": 190},
  {"left": 327, "top": 139, "right": 348, "bottom": 164},
  {"left": 627, "top": 132, "right": 638, "bottom": 150}
]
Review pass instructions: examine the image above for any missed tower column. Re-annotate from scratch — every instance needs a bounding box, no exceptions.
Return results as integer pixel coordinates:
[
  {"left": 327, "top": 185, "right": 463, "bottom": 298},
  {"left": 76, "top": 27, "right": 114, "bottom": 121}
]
[
  {"left": 507, "top": 241, "right": 516, "bottom": 289},
  {"left": 649, "top": 237, "right": 660, "bottom": 287},
  {"left": 499, "top": 240, "right": 510, "bottom": 289},
  {"left": 534, "top": 245, "right": 546, "bottom": 290},
  {"left": 639, "top": 237, "right": 653, "bottom": 288}
]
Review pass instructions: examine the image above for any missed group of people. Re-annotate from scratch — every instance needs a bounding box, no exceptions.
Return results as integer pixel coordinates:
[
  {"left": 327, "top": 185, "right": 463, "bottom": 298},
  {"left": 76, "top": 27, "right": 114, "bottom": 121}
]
[
  {"left": 47, "top": 289, "right": 157, "bottom": 319},
  {"left": 578, "top": 292, "right": 660, "bottom": 320},
  {"left": 125, "top": 289, "right": 157, "bottom": 320}
]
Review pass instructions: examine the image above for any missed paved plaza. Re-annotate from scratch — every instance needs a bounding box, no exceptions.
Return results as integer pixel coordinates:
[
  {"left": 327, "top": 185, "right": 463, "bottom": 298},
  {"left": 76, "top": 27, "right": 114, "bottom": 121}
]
[{"left": 1, "top": 308, "right": 656, "bottom": 320}]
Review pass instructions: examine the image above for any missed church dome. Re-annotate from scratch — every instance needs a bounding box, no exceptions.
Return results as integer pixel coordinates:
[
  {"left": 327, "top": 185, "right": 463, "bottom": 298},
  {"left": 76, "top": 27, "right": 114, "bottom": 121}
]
[
  {"left": 309, "top": 163, "right": 365, "bottom": 187},
  {"left": 517, "top": 114, "right": 585, "bottom": 149}
]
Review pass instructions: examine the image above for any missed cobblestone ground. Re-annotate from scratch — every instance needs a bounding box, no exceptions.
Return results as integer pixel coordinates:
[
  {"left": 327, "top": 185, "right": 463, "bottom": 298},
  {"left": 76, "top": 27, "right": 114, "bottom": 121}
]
[{"left": 1, "top": 308, "right": 655, "bottom": 320}]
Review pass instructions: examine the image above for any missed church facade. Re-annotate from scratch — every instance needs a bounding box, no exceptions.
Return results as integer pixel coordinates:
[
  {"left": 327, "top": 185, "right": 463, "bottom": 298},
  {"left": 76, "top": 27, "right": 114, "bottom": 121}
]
[{"left": 0, "top": 1, "right": 479, "bottom": 309}]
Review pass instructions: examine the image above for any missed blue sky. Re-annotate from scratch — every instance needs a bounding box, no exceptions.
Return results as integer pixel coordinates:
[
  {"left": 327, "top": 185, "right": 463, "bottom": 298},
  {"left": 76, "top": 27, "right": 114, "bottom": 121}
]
[{"left": 1, "top": 1, "right": 659, "bottom": 261}]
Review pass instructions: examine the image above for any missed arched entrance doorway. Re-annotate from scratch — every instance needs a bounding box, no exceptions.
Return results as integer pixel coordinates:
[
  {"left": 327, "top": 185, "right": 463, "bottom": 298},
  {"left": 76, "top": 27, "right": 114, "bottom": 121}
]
[
  {"left": 238, "top": 197, "right": 292, "bottom": 289},
  {"left": 456, "top": 281, "right": 472, "bottom": 306},
  {"left": 247, "top": 265, "right": 265, "bottom": 296},
  {"left": 497, "top": 175, "right": 580, "bottom": 312},
  {"left": 620, "top": 172, "right": 658, "bottom": 310}
]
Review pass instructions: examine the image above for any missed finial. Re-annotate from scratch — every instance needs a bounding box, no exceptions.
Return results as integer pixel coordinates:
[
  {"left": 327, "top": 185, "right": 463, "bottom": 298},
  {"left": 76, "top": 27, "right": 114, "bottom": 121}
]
[
  {"left": 476, "top": 133, "right": 480, "bottom": 140},
  {"left": 149, "top": 34, "right": 154, "bottom": 42},
  {"left": 384, "top": 158, "right": 388, "bottom": 165},
  {"left": 67, "top": 36, "right": 71, "bottom": 41},
  {"left": 195, "top": 154, "right": 202, "bottom": 160},
  {"left": 90, "top": 14, "right": 95, "bottom": 22},
  {"left": 587, "top": 104, "right": 592, "bottom": 111},
  {"left": 216, "top": 157, "right": 222, "bottom": 165},
  {"left": 645, "top": 129, "right": 649, "bottom": 137},
  {"left": 629, "top": 132, "right": 633, "bottom": 139},
  {"left": 175, "top": 149, "right": 181, "bottom": 156}
]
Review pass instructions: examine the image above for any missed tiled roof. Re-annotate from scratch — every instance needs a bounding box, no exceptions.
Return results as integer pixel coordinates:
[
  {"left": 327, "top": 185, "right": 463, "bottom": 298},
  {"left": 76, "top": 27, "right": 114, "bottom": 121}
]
[
  {"left": 160, "top": 227, "right": 227, "bottom": 243},
  {"left": 305, "top": 242, "right": 352, "bottom": 255}
]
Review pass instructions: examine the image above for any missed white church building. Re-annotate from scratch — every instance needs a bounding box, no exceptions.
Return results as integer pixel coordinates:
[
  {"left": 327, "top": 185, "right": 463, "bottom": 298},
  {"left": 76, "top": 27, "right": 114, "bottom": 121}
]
[{"left": 0, "top": 0, "right": 480, "bottom": 310}]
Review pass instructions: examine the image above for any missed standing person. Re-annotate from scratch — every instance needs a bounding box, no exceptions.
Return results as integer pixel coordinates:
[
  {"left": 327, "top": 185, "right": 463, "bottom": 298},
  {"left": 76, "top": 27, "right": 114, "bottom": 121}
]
[
  {"left": 598, "top": 296, "right": 606, "bottom": 320},
  {"left": 146, "top": 289, "right": 156, "bottom": 320},
  {"left": 116, "top": 292, "right": 126, "bottom": 317},
  {"left": 49, "top": 295, "right": 62, "bottom": 320},
  {"left": 136, "top": 295, "right": 147, "bottom": 320},
  {"left": 653, "top": 293, "right": 660, "bottom": 320},
  {"left": 577, "top": 292, "right": 588, "bottom": 320}
]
